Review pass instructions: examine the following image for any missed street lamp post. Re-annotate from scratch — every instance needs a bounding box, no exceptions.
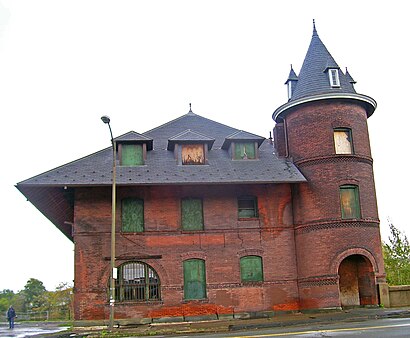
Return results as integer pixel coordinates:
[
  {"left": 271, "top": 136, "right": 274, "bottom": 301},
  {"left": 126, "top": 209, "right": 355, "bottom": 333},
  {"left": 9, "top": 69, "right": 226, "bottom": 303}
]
[{"left": 101, "top": 115, "right": 116, "bottom": 330}]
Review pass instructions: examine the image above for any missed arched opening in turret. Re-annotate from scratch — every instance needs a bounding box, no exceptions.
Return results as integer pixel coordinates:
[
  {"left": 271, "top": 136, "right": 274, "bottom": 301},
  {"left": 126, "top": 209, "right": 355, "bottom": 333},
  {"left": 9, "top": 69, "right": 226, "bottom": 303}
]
[{"left": 338, "top": 255, "right": 377, "bottom": 307}]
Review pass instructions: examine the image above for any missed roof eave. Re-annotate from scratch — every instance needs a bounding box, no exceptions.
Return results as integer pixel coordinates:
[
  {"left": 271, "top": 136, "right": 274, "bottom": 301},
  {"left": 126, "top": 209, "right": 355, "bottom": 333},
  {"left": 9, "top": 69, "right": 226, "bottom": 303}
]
[{"left": 273, "top": 93, "right": 377, "bottom": 121}]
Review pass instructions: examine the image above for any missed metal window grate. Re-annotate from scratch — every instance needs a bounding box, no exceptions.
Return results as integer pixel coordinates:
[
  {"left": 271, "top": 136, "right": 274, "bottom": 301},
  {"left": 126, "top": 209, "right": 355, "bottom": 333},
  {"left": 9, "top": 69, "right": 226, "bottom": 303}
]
[{"left": 115, "top": 262, "right": 160, "bottom": 302}]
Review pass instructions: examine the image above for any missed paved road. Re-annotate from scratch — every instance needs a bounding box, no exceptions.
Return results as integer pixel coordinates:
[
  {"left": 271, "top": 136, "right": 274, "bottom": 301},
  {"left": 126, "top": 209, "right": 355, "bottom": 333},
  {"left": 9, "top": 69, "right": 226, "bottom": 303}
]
[
  {"left": 142, "top": 317, "right": 410, "bottom": 337},
  {"left": 0, "top": 322, "right": 68, "bottom": 337}
]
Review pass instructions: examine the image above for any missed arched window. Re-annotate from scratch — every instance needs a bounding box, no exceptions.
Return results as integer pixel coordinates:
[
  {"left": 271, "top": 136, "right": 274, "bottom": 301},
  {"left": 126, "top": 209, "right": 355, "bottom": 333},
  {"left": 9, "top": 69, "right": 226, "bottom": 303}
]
[{"left": 115, "top": 262, "right": 160, "bottom": 302}]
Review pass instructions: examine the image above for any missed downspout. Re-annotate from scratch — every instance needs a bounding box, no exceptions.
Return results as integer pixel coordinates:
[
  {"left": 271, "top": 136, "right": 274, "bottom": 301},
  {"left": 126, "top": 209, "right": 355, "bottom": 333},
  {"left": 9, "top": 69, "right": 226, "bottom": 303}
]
[{"left": 283, "top": 117, "right": 290, "bottom": 158}]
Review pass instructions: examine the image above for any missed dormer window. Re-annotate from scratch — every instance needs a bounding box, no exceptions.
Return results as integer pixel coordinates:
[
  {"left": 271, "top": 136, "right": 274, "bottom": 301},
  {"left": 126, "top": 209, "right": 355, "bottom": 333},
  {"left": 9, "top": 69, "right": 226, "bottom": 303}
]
[
  {"left": 222, "top": 130, "right": 264, "bottom": 161},
  {"left": 182, "top": 144, "right": 205, "bottom": 165},
  {"left": 328, "top": 69, "right": 340, "bottom": 87},
  {"left": 287, "top": 82, "right": 293, "bottom": 100},
  {"left": 234, "top": 142, "right": 256, "bottom": 160},
  {"left": 167, "top": 129, "right": 214, "bottom": 166},
  {"left": 115, "top": 131, "right": 153, "bottom": 167},
  {"left": 121, "top": 143, "right": 144, "bottom": 166}
]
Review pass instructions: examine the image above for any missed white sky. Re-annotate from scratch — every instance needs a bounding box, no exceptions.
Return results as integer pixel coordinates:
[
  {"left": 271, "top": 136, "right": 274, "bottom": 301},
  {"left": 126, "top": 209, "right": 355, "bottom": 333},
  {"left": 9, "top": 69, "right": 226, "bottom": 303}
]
[{"left": 0, "top": 1, "right": 409, "bottom": 292}]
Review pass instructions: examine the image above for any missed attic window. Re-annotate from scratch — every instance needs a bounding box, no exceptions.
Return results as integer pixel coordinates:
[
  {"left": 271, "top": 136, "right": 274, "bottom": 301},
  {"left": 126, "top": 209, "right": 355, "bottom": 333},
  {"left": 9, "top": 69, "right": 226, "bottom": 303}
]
[
  {"left": 120, "top": 144, "right": 144, "bottom": 166},
  {"left": 287, "top": 81, "right": 294, "bottom": 100},
  {"left": 328, "top": 69, "right": 340, "bottom": 87},
  {"left": 182, "top": 144, "right": 205, "bottom": 165},
  {"left": 234, "top": 142, "right": 256, "bottom": 160}
]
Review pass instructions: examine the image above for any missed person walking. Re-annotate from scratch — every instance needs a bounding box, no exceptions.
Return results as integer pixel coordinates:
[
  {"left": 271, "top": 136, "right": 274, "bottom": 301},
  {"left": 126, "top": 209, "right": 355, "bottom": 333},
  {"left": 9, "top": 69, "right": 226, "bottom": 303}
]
[{"left": 7, "top": 305, "right": 16, "bottom": 329}]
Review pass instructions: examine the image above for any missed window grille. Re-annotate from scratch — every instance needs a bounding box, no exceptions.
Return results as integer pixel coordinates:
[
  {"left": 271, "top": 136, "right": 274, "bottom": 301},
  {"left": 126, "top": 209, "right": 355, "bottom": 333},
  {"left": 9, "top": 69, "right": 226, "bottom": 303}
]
[{"left": 115, "top": 262, "right": 160, "bottom": 302}]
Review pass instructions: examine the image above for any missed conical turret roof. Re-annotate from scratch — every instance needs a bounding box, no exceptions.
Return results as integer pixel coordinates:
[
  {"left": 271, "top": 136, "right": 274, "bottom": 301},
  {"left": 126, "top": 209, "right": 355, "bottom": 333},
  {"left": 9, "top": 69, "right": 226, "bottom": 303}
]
[
  {"left": 273, "top": 21, "right": 376, "bottom": 121},
  {"left": 290, "top": 22, "right": 356, "bottom": 101}
]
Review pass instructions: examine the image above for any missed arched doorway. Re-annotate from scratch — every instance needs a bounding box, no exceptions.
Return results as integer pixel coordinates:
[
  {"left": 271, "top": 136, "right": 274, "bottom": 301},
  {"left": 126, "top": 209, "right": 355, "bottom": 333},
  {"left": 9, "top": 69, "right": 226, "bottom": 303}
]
[{"left": 338, "top": 255, "right": 377, "bottom": 307}]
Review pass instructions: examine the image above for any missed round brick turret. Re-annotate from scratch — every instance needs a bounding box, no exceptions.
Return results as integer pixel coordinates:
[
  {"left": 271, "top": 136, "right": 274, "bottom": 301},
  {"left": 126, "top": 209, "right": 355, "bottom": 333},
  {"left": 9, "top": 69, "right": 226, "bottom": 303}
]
[{"left": 273, "top": 23, "right": 385, "bottom": 309}]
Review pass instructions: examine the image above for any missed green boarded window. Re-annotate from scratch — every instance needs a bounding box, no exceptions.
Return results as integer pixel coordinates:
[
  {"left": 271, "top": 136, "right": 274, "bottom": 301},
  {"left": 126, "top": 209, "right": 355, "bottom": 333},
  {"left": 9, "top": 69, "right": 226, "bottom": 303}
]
[
  {"left": 122, "top": 144, "right": 144, "bottom": 166},
  {"left": 240, "top": 256, "right": 263, "bottom": 282},
  {"left": 340, "top": 185, "right": 361, "bottom": 219},
  {"left": 238, "top": 196, "right": 258, "bottom": 218},
  {"left": 183, "top": 259, "right": 206, "bottom": 299},
  {"left": 122, "top": 198, "right": 144, "bottom": 232},
  {"left": 181, "top": 198, "right": 204, "bottom": 231},
  {"left": 234, "top": 142, "right": 256, "bottom": 160}
]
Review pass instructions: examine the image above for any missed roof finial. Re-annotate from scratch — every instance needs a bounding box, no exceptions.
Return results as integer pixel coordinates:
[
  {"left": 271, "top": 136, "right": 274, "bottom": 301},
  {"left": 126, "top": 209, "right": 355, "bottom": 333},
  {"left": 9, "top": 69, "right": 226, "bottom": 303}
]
[
  {"left": 189, "top": 103, "right": 192, "bottom": 113},
  {"left": 313, "top": 19, "right": 318, "bottom": 36}
]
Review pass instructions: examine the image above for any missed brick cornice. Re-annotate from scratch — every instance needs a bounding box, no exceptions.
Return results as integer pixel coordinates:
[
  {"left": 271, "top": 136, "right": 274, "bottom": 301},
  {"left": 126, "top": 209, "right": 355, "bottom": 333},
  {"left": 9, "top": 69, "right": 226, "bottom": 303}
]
[
  {"left": 294, "top": 154, "right": 373, "bottom": 167},
  {"left": 295, "top": 219, "right": 379, "bottom": 234},
  {"left": 298, "top": 274, "right": 339, "bottom": 287}
]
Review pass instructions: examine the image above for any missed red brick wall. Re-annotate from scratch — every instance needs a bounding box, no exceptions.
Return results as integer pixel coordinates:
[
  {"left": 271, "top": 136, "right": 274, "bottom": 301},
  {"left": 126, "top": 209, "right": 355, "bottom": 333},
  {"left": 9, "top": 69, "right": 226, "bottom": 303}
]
[
  {"left": 283, "top": 100, "right": 385, "bottom": 309},
  {"left": 73, "top": 184, "right": 300, "bottom": 320}
]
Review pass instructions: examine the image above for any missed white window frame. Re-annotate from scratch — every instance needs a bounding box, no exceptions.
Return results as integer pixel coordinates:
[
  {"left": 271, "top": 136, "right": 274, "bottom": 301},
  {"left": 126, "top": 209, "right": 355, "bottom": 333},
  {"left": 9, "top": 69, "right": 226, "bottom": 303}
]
[
  {"left": 328, "top": 69, "right": 340, "bottom": 87},
  {"left": 287, "top": 81, "right": 293, "bottom": 100}
]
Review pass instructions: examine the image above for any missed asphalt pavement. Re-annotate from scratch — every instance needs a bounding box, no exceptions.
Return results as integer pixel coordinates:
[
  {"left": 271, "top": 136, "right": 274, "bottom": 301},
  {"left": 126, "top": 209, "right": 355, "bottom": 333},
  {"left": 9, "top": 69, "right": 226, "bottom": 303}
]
[
  {"left": 2, "top": 307, "right": 410, "bottom": 337},
  {"left": 71, "top": 306, "right": 410, "bottom": 337}
]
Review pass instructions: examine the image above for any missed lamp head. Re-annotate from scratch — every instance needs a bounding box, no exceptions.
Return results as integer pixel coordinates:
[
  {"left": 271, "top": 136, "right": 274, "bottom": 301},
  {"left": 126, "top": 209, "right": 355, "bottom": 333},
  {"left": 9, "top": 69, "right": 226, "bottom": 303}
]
[{"left": 101, "top": 115, "right": 111, "bottom": 124}]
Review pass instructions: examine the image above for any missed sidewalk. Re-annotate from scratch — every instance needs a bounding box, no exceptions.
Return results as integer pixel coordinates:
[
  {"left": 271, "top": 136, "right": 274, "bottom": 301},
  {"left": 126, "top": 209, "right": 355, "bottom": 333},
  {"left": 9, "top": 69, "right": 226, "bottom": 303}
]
[{"left": 64, "top": 306, "right": 410, "bottom": 337}]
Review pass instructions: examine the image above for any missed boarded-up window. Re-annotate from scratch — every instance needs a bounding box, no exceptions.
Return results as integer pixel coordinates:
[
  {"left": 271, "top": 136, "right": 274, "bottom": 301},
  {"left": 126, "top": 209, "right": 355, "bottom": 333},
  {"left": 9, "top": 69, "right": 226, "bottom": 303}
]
[
  {"left": 182, "top": 144, "right": 205, "bottom": 165},
  {"left": 238, "top": 196, "right": 258, "bottom": 218},
  {"left": 334, "top": 129, "right": 353, "bottom": 154},
  {"left": 122, "top": 144, "right": 144, "bottom": 166},
  {"left": 340, "top": 185, "right": 361, "bottom": 219},
  {"left": 122, "top": 198, "right": 144, "bottom": 232},
  {"left": 183, "top": 259, "right": 206, "bottom": 299},
  {"left": 240, "top": 256, "right": 263, "bottom": 282},
  {"left": 115, "top": 262, "right": 160, "bottom": 302},
  {"left": 234, "top": 142, "right": 256, "bottom": 160},
  {"left": 181, "top": 198, "right": 203, "bottom": 230}
]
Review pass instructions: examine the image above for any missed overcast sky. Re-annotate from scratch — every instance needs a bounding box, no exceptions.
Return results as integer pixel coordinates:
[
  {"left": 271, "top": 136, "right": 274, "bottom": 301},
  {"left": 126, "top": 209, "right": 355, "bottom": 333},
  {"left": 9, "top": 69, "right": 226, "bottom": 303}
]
[{"left": 0, "top": 1, "right": 408, "bottom": 292}]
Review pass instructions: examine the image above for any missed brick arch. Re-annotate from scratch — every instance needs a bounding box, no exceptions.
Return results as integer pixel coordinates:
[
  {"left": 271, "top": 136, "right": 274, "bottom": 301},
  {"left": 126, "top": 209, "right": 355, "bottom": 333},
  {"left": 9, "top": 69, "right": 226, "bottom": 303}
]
[
  {"left": 336, "top": 178, "right": 360, "bottom": 186},
  {"left": 330, "top": 247, "right": 379, "bottom": 275},
  {"left": 145, "top": 260, "right": 169, "bottom": 285},
  {"left": 237, "top": 248, "right": 264, "bottom": 258},
  {"left": 180, "top": 251, "right": 207, "bottom": 261},
  {"left": 331, "top": 120, "right": 353, "bottom": 129}
]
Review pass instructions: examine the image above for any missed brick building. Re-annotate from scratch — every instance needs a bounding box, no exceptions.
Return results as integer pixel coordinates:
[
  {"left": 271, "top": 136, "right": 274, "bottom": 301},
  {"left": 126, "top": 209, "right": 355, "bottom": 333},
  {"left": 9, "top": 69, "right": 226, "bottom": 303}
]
[{"left": 17, "top": 23, "right": 385, "bottom": 321}]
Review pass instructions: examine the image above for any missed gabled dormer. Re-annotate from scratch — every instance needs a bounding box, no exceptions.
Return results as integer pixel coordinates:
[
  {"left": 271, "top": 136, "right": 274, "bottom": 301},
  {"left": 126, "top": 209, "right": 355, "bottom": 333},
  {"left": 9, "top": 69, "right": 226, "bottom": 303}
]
[
  {"left": 115, "top": 131, "right": 153, "bottom": 166},
  {"left": 285, "top": 65, "right": 298, "bottom": 100},
  {"left": 222, "top": 131, "right": 265, "bottom": 160},
  {"left": 167, "top": 129, "right": 215, "bottom": 165},
  {"left": 324, "top": 58, "right": 341, "bottom": 88}
]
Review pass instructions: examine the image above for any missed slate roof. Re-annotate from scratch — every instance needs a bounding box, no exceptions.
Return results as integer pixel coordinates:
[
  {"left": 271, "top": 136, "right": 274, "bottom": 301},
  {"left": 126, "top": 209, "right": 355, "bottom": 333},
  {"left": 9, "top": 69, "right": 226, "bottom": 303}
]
[
  {"left": 18, "top": 112, "right": 305, "bottom": 187},
  {"left": 16, "top": 111, "right": 306, "bottom": 240},
  {"left": 273, "top": 21, "right": 376, "bottom": 121},
  {"left": 289, "top": 23, "right": 356, "bottom": 101}
]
